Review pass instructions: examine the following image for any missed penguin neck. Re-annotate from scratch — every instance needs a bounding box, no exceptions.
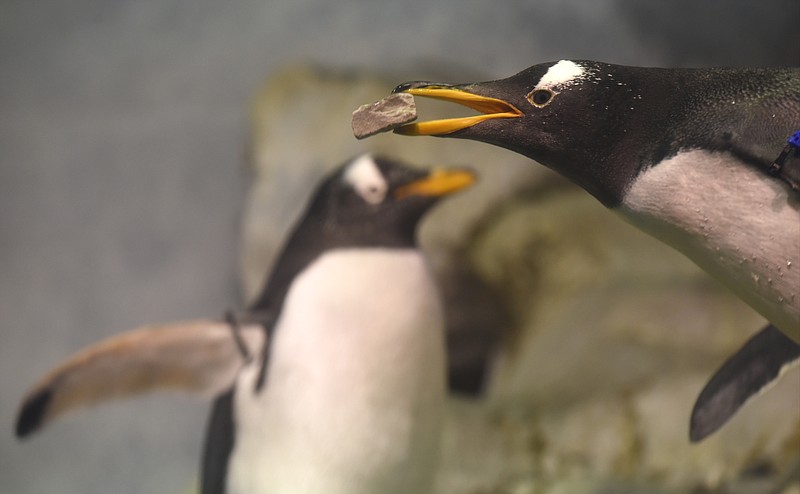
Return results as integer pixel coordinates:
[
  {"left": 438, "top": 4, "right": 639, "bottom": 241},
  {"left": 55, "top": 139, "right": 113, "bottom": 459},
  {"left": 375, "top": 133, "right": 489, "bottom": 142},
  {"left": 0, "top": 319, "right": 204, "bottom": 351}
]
[
  {"left": 248, "top": 216, "right": 420, "bottom": 314},
  {"left": 617, "top": 149, "right": 800, "bottom": 339},
  {"left": 522, "top": 146, "right": 636, "bottom": 207}
]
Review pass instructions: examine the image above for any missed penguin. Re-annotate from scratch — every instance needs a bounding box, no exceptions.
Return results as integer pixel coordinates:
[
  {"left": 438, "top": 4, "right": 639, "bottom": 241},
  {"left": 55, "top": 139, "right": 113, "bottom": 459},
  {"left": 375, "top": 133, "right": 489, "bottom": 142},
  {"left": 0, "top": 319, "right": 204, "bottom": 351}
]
[
  {"left": 201, "top": 154, "right": 474, "bottom": 494},
  {"left": 383, "top": 60, "right": 800, "bottom": 440},
  {"left": 14, "top": 154, "right": 475, "bottom": 493},
  {"left": 202, "top": 154, "right": 474, "bottom": 494}
]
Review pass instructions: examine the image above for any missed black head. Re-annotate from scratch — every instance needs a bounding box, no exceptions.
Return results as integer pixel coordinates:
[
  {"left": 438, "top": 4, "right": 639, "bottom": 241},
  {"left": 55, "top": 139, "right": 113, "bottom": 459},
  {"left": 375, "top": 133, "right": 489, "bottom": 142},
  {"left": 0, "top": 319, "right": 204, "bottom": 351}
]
[
  {"left": 249, "top": 154, "right": 475, "bottom": 311},
  {"left": 302, "top": 154, "right": 475, "bottom": 249}
]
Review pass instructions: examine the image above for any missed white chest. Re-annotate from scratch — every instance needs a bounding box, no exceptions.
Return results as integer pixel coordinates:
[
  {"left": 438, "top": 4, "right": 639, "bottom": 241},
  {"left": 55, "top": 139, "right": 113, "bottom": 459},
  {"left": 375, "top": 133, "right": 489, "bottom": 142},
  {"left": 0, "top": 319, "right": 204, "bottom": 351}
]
[
  {"left": 228, "top": 249, "right": 446, "bottom": 494},
  {"left": 618, "top": 150, "right": 800, "bottom": 340}
]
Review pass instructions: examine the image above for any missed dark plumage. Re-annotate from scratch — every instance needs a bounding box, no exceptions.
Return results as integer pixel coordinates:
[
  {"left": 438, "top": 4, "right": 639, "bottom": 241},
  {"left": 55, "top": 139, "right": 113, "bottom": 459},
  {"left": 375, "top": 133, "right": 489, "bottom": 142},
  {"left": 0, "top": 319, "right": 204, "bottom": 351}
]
[{"left": 15, "top": 387, "right": 53, "bottom": 438}]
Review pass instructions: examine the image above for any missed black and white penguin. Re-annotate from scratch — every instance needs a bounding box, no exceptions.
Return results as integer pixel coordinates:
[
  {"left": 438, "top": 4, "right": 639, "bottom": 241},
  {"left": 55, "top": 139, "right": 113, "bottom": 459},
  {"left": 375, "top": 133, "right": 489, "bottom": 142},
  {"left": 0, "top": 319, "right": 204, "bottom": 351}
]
[
  {"left": 202, "top": 154, "right": 475, "bottom": 494},
  {"left": 387, "top": 60, "right": 800, "bottom": 440},
  {"left": 14, "top": 154, "right": 475, "bottom": 493}
]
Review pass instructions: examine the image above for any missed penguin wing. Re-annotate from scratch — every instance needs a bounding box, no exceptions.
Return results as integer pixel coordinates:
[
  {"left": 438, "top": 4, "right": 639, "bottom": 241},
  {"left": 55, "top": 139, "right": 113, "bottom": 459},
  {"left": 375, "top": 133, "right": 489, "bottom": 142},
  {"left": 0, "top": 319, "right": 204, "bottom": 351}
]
[
  {"left": 201, "top": 391, "right": 236, "bottom": 494},
  {"left": 15, "top": 319, "right": 265, "bottom": 438},
  {"left": 689, "top": 323, "right": 800, "bottom": 442}
]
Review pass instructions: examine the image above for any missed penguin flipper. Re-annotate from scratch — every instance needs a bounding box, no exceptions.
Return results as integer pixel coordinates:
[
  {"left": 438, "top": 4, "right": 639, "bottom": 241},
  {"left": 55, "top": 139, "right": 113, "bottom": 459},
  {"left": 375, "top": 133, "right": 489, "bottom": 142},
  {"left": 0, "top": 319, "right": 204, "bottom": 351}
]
[
  {"left": 15, "top": 319, "right": 264, "bottom": 439},
  {"left": 200, "top": 391, "right": 236, "bottom": 494},
  {"left": 689, "top": 323, "right": 800, "bottom": 442}
]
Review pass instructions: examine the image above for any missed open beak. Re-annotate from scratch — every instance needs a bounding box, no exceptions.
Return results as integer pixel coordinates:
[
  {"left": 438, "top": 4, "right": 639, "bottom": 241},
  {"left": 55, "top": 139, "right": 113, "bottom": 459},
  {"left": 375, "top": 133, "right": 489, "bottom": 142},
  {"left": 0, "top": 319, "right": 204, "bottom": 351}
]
[
  {"left": 392, "top": 82, "right": 522, "bottom": 136},
  {"left": 394, "top": 168, "right": 476, "bottom": 199}
]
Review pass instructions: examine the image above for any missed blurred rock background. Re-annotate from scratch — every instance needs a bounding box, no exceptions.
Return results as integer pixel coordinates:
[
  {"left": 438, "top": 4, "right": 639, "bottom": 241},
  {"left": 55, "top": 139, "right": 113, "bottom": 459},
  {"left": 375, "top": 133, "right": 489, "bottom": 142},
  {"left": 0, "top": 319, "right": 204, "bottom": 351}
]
[{"left": 2, "top": 1, "right": 798, "bottom": 494}]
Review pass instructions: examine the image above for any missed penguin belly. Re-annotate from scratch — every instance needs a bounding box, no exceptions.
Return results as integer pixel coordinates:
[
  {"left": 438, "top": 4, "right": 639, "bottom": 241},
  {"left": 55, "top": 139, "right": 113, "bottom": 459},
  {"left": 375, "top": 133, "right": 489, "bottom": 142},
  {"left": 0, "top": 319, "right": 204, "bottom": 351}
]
[
  {"left": 619, "top": 150, "right": 800, "bottom": 341},
  {"left": 227, "top": 249, "right": 446, "bottom": 494}
]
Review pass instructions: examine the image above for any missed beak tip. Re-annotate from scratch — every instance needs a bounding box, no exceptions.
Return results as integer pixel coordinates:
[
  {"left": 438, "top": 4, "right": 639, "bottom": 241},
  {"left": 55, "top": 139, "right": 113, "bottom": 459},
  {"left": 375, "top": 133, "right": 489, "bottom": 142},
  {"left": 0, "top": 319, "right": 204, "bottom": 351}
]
[
  {"left": 392, "top": 126, "right": 416, "bottom": 136},
  {"left": 392, "top": 81, "right": 447, "bottom": 94},
  {"left": 391, "top": 82, "right": 413, "bottom": 94}
]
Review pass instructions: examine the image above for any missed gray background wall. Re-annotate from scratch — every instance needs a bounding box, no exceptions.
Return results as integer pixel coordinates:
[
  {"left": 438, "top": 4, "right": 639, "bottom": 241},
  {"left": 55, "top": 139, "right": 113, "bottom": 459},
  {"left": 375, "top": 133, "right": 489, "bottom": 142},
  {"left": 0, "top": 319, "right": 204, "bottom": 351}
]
[{"left": 1, "top": 1, "right": 798, "bottom": 493}]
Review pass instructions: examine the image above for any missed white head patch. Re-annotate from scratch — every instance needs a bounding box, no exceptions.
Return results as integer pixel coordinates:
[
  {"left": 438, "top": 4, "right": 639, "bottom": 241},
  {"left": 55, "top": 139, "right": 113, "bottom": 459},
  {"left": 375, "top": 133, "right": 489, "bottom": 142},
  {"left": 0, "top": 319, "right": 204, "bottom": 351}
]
[
  {"left": 535, "top": 60, "right": 585, "bottom": 91},
  {"left": 343, "top": 154, "right": 388, "bottom": 204}
]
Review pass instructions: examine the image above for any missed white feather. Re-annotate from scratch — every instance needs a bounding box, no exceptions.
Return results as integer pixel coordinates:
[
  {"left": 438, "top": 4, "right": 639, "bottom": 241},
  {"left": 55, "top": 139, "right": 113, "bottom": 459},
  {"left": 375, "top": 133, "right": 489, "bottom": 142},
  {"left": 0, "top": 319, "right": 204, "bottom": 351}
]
[
  {"left": 536, "top": 60, "right": 586, "bottom": 89},
  {"left": 228, "top": 248, "right": 446, "bottom": 494},
  {"left": 619, "top": 150, "right": 800, "bottom": 340},
  {"left": 343, "top": 154, "right": 388, "bottom": 204}
]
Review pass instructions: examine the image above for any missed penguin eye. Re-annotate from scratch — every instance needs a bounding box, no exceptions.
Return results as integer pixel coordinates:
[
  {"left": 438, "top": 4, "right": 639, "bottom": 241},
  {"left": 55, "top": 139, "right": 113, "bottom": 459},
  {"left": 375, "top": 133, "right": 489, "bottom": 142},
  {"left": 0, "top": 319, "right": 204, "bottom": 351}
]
[
  {"left": 359, "top": 184, "right": 386, "bottom": 204},
  {"left": 527, "top": 89, "right": 554, "bottom": 107}
]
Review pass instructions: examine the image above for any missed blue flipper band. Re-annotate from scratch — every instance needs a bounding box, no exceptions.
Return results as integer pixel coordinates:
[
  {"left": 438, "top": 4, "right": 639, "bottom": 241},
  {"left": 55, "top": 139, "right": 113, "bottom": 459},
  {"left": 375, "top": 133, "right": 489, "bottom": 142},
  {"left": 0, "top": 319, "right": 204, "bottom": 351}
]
[{"left": 788, "top": 130, "right": 800, "bottom": 148}]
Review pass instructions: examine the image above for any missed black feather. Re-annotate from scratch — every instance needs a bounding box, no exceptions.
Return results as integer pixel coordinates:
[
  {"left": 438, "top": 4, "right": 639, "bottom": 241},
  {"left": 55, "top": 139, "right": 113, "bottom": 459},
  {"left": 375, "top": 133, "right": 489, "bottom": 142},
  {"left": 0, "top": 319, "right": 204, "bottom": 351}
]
[{"left": 16, "top": 387, "right": 53, "bottom": 439}]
